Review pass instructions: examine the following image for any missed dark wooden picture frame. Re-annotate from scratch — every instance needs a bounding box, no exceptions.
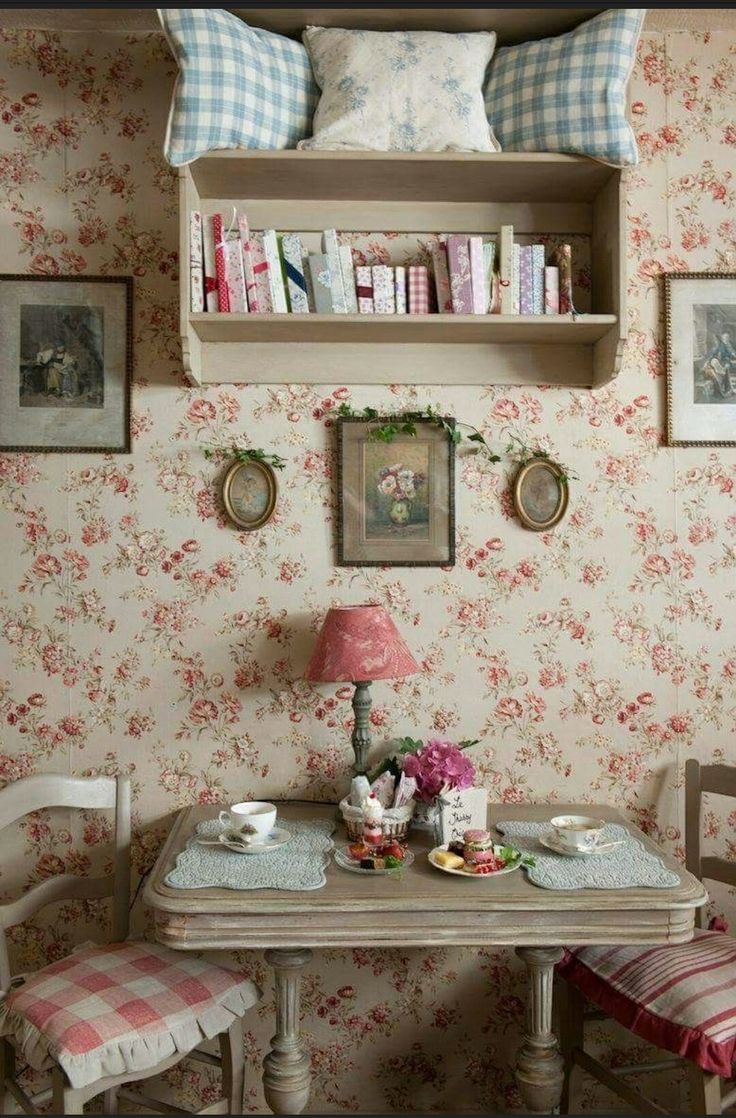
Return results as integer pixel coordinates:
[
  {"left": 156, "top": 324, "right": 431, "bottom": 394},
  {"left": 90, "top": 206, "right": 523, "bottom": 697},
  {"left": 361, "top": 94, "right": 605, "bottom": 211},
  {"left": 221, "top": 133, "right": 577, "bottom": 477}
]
[
  {"left": 0, "top": 274, "right": 132, "bottom": 453},
  {"left": 336, "top": 415, "right": 455, "bottom": 567},
  {"left": 665, "top": 271, "right": 736, "bottom": 447}
]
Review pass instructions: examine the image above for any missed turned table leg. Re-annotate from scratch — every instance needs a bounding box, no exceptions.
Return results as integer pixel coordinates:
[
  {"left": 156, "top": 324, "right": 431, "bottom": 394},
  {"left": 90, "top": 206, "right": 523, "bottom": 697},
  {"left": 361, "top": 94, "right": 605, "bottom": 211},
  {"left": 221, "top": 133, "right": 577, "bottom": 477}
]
[
  {"left": 263, "top": 948, "right": 313, "bottom": 1115},
  {"left": 515, "top": 946, "right": 565, "bottom": 1114}
]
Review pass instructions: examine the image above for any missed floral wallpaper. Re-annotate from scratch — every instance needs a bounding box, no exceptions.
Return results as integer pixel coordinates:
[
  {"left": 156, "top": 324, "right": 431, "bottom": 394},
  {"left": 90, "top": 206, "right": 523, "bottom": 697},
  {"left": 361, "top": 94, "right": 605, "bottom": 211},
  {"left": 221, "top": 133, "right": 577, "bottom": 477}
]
[{"left": 0, "top": 24, "right": 735, "bottom": 1115}]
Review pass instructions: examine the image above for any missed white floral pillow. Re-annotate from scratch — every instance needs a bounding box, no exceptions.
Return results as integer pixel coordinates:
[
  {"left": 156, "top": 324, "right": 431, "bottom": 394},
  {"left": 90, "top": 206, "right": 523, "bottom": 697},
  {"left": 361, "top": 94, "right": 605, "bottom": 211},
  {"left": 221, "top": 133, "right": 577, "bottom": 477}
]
[{"left": 299, "top": 27, "right": 499, "bottom": 153}]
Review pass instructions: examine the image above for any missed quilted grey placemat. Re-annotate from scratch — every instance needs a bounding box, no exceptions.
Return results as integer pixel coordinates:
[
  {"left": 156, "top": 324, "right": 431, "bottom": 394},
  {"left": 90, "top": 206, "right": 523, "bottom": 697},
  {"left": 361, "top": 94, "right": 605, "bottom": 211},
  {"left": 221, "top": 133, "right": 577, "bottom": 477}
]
[
  {"left": 496, "top": 821, "right": 680, "bottom": 891},
  {"left": 165, "top": 818, "right": 335, "bottom": 892}
]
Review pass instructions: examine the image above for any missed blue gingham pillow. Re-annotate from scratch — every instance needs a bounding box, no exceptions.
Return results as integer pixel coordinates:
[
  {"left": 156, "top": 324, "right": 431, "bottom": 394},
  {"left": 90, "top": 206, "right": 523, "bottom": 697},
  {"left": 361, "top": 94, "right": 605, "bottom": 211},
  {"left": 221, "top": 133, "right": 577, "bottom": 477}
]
[
  {"left": 484, "top": 9, "right": 645, "bottom": 167},
  {"left": 158, "top": 9, "right": 318, "bottom": 166}
]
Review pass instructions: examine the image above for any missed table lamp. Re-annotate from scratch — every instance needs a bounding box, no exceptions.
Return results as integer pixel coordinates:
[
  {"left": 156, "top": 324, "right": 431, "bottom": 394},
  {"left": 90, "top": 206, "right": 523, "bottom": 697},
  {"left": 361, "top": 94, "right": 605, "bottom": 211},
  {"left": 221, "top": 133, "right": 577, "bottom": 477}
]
[{"left": 305, "top": 604, "right": 420, "bottom": 775}]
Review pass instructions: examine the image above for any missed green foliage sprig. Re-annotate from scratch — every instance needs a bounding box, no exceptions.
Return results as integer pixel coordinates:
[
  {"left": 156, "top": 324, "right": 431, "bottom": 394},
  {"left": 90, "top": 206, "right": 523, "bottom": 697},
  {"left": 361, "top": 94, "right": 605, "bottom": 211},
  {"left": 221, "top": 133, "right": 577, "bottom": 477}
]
[
  {"left": 204, "top": 446, "right": 287, "bottom": 470},
  {"left": 504, "top": 434, "right": 578, "bottom": 483},
  {"left": 337, "top": 403, "right": 501, "bottom": 463}
]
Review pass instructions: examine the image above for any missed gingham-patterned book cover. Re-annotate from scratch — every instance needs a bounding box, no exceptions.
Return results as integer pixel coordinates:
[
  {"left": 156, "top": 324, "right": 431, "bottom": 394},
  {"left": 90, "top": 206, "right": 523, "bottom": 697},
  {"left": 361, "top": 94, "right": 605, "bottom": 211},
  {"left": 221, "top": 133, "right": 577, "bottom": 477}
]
[
  {"left": 446, "top": 235, "right": 472, "bottom": 315},
  {"left": 355, "top": 265, "right": 373, "bottom": 314},
  {"left": 189, "top": 211, "right": 204, "bottom": 313},
  {"left": 408, "top": 265, "right": 430, "bottom": 315}
]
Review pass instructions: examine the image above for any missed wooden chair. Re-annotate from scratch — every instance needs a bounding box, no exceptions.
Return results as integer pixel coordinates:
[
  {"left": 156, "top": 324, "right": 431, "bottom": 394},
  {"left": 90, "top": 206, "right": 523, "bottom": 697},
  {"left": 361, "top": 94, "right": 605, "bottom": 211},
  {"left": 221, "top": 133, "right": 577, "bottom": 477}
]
[
  {"left": 558, "top": 760, "right": 736, "bottom": 1115},
  {"left": 0, "top": 773, "right": 260, "bottom": 1116}
]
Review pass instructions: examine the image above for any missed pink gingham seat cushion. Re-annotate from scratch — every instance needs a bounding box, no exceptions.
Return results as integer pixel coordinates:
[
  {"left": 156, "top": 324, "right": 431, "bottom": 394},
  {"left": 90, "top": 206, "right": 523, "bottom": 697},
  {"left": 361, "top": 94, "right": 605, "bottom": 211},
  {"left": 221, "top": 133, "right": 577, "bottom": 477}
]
[
  {"left": 0, "top": 941, "right": 260, "bottom": 1089},
  {"left": 558, "top": 929, "right": 736, "bottom": 1077}
]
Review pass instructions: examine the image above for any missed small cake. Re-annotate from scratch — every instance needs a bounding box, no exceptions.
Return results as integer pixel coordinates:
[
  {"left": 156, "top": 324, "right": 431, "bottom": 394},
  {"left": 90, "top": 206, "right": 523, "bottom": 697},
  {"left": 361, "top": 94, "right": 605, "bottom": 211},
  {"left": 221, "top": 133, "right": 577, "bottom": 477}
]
[
  {"left": 448, "top": 839, "right": 466, "bottom": 858},
  {"left": 463, "top": 828, "right": 495, "bottom": 867}
]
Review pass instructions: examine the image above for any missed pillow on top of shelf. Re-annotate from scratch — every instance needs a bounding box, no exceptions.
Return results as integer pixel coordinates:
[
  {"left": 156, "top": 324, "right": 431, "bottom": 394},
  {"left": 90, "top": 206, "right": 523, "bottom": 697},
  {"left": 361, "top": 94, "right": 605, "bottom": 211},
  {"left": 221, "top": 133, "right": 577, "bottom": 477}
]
[
  {"left": 299, "top": 26, "right": 500, "bottom": 153},
  {"left": 158, "top": 8, "right": 318, "bottom": 166},
  {"left": 483, "top": 9, "right": 645, "bottom": 168}
]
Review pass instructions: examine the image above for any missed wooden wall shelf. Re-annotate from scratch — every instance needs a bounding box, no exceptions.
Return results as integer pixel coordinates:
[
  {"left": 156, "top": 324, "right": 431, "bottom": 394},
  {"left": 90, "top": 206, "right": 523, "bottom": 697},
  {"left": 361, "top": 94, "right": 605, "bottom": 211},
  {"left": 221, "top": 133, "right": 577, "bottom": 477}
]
[{"left": 179, "top": 151, "right": 625, "bottom": 389}]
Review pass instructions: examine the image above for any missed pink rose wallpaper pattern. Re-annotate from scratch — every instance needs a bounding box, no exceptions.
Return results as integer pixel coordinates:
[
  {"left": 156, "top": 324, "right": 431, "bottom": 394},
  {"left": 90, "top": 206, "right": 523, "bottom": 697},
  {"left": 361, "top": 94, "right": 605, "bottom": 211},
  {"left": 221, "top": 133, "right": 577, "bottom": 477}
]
[{"left": 0, "top": 24, "right": 735, "bottom": 1114}]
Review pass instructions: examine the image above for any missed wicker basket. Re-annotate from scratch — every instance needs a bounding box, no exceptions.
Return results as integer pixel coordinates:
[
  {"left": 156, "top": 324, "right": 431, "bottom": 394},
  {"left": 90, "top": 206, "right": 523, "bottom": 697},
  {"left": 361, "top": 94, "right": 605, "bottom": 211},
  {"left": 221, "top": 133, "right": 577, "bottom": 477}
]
[{"left": 339, "top": 797, "right": 415, "bottom": 843}]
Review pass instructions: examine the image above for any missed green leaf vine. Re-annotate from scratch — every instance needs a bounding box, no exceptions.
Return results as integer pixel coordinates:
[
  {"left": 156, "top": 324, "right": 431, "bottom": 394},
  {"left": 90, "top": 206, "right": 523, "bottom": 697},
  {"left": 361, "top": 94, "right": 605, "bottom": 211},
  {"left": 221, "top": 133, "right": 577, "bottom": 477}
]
[{"left": 204, "top": 446, "right": 287, "bottom": 471}]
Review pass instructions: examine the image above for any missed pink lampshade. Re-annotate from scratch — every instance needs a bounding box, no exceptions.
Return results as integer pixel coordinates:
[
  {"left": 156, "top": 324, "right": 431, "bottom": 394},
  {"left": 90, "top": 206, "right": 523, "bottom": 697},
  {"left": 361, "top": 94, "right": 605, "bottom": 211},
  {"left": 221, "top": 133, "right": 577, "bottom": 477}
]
[{"left": 305, "top": 604, "right": 420, "bottom": 682}]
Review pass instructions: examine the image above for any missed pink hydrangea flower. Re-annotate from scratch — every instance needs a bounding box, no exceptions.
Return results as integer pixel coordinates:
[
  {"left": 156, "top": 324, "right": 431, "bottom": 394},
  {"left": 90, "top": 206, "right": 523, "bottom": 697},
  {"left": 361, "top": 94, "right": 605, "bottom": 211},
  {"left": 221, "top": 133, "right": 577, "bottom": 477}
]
[{"left": 403, "top": 738, "right": 476, "bottom": 802}]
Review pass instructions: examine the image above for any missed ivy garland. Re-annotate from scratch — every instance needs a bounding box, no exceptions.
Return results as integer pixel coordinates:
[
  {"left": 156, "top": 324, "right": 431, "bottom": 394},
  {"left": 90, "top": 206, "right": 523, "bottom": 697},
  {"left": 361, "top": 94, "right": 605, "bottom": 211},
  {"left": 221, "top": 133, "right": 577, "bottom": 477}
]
[{"left": 203, "top": 446, "right": 287, "bottom": 471}]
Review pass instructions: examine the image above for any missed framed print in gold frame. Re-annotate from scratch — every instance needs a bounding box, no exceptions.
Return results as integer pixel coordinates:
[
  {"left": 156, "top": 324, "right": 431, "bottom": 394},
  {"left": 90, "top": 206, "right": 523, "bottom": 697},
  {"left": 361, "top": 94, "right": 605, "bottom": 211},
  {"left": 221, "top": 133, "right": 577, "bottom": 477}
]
[
  {"left": 337, "top": 416, "right": 455, "bottom": 567},
  {"left": 512, "top": 458, "right": 569, "bottom": 532},
  {"left": 665, "top": 271, "right": 736, "bottom": 447},
  {"left": 221, "top": 457, "right": 278, "bottom": 530}
]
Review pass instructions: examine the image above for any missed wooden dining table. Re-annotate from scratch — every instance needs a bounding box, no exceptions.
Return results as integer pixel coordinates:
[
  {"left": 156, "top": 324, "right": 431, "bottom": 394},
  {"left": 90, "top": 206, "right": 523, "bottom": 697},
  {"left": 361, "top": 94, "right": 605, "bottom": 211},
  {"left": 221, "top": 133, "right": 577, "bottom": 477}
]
[{"left": 144, "top": 802, "right": 706, "bottom": 1115}]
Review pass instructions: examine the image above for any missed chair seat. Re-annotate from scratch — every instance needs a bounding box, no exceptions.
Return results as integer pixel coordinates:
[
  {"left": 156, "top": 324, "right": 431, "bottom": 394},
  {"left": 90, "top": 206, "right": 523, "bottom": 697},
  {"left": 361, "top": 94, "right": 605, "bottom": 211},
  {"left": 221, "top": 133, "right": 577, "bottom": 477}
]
[
  {"left": 558, "top": 929, "right": 736, "bottom": 1077},
  {"left": 0, "top": 940, "right": 260, "bottom": 1089}
]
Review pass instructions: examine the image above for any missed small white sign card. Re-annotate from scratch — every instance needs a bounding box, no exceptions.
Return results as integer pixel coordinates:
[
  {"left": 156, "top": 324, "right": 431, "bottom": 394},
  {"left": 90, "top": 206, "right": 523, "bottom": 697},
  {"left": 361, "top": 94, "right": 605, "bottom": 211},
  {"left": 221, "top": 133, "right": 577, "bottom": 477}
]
[{"left": 439, "top": 786, "right": 488, "bottom": 844}]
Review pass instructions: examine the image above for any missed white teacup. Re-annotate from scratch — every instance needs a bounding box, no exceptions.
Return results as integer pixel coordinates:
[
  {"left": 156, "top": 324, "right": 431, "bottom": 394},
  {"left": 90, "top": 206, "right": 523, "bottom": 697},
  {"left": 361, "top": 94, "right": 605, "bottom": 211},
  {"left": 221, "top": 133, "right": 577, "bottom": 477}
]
[
  {"left": 218, "top": 801, "right": 277, "bottom": 843},
  {"left": 551, "top": 815, "right": 605, "bottom": 851}
]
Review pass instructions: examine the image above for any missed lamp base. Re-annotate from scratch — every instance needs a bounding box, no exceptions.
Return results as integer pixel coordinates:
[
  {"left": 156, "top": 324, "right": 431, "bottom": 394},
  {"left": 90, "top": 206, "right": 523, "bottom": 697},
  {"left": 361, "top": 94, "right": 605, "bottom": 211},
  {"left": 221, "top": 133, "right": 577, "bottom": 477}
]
[{"left": 351, "top": 680, "right": 372, "bottom": 775}]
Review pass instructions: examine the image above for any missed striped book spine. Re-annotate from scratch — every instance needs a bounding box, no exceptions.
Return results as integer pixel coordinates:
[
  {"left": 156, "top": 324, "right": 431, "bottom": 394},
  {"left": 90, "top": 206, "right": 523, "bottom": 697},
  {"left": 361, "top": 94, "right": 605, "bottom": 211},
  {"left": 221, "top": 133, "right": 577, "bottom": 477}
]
[
  {"left": 469, "top": 236, "right": 486, "bottom": 314},
  {"left": 262, "top": 229, "right": 288, "bottom": 313},
  {"left": 394, "top": 266, "right": 407, "bottom": 315},
  {"left": 432, "top": 239, "right": 453, "bottom": 314},
  {"left": 355, "top": 265, "right": 373, "bottom": 314},
  {"left": 281, "top": 233, "right": 309, "bottom": 313},
  {"left": 189, "top": 211, "right": 204, "bottom": 313},
  {"left": 544, "top": 266, "right": 560, "bottom": 314},
  {"left": 339, "top": 245, "right": 358, "bottom": 314},
  {"left": 212, "top": 213, "right": 230, "bottom": 313},
  {"left": 531, "top": 244, "right": 545, "bottom": 315},
  {"left": 499, "top": 224, "right": 515, "bottom": 314},
  {"left": 519, "top": 245, "right": 534, "bottom": 315},
  {"left": 322, "top": 229, "right": 348, "bottom": 313}
]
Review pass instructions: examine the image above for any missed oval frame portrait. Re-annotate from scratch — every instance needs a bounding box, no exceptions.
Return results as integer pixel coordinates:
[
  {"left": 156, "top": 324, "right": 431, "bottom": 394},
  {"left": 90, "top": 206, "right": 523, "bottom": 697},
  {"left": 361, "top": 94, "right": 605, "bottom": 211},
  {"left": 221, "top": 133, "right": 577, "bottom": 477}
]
[
  {"left": 512, "top": 458, "right": 569, "bottom": 532},
  {"left": 221, "top": 457, "right": 278, "bottom": 531}
]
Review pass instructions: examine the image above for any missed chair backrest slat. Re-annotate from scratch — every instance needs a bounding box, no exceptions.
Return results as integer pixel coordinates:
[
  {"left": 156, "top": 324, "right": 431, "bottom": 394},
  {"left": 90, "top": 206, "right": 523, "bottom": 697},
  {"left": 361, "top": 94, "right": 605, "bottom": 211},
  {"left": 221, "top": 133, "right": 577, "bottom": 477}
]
[
  {"left": 0, "top": 873, "right": 113, "bottom": 931},
  {"left": 0, "top": 774, "right": 116, "bottom": 832},
  {"left": 685, "top": 759, "right": 736, "bottom": 929},
  {"left": 0, "top": 773, "right": 131, "bottom": 996}
]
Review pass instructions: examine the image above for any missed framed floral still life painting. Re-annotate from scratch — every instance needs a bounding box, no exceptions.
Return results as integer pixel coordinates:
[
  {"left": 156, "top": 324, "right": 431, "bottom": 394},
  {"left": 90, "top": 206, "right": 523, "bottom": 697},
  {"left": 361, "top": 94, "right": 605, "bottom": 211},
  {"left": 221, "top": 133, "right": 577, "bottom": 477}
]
[
  {"left": 337, "top": 416, "right": 455, "bottom": 567},
  {"left": 666, "top": 272, "right": 736, "bottom": 447},
  {"left": 0, "top": 275, "right": 132, "bottom": 453}
]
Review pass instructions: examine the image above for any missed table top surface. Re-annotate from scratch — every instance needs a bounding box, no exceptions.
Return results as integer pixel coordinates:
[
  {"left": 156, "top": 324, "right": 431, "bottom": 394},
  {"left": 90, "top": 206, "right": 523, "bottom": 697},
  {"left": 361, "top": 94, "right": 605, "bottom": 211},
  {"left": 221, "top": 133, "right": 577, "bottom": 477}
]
[{"left": 145, "top": 801, "right": 706, "bottom": 917}]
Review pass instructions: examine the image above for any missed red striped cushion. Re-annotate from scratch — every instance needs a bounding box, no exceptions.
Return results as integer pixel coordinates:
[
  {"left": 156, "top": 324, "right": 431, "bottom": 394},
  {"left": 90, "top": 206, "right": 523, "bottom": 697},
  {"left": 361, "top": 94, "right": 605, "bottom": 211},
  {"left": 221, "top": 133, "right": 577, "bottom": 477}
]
[{"left": 558, "top": 930, "right": 736, "bottom": 1077}]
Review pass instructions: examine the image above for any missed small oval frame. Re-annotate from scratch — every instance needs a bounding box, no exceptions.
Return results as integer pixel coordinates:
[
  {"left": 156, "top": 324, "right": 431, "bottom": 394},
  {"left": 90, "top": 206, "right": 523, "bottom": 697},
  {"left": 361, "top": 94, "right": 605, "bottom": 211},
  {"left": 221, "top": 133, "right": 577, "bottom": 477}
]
[
  {"left": 221, "top": 457, "right": 278, "bottom": 531},
  {"left": 512, "top": 458, "right": 569, "bottom": 532}
]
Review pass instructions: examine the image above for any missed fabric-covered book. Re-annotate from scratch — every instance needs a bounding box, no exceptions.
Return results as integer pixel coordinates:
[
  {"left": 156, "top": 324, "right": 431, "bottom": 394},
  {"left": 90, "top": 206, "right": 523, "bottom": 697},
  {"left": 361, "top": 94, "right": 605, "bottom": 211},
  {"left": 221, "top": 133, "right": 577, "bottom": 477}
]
[
  {"left": 322, "top": 230, "right": 348, "bottom": 314},
  {"left": 280, "top": 233, "right": 310, "bottom": 314},
  {"left": 189, "top": 211, "right": 204, "bottom": 313},
  {"left": 262, "top": 229, "right": 288, "bottom": 313},
  {"left": 372, "top": 265, "right": 395, "bottom": 314},
  {"left": 499, "top": 224, "right": 515, "bottom": 315},
  {"left": 308, "top": 253, "right": 334, "bottom": 313},
  {"left": 432, "top": 239, "right": 453, "bottom": 314},
  {"left": 394, "top": 265, "right": 407, "bottom": 315},
  {"left": 544, "top": 265, "right": 560, "bottom": 314},
  {"left": 355, "top": 265, "right": 373, "bottom": 314},
  {"left": 447, "top": 235, "right": 472, "bottom": 315},
  {"left": 469, "top": 236, "right": 486, "bottom": 315},
  {"left": 339, "top": 245, "right": 358, "bottom": 314},
  {"left": 556, "top": 244, "right": 574, "bottom": 314}
]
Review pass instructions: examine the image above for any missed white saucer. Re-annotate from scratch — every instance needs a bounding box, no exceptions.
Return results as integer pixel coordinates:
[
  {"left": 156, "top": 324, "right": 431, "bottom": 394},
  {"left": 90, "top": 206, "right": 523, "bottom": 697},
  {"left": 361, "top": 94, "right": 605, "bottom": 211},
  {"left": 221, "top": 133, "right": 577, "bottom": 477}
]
[
  {"left": 197, "top": 826, "right": 291, "bottom": 855},
  {"left": 540, "top": 831, "right": 624, "bottom": 858}
]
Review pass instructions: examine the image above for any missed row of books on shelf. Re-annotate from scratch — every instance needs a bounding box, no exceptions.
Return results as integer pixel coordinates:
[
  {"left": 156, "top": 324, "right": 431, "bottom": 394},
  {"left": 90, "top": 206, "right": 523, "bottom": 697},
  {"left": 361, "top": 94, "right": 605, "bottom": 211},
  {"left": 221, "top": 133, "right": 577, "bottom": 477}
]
[{"left": 189, "top": 211, "right": 575, "bottom": 318}]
